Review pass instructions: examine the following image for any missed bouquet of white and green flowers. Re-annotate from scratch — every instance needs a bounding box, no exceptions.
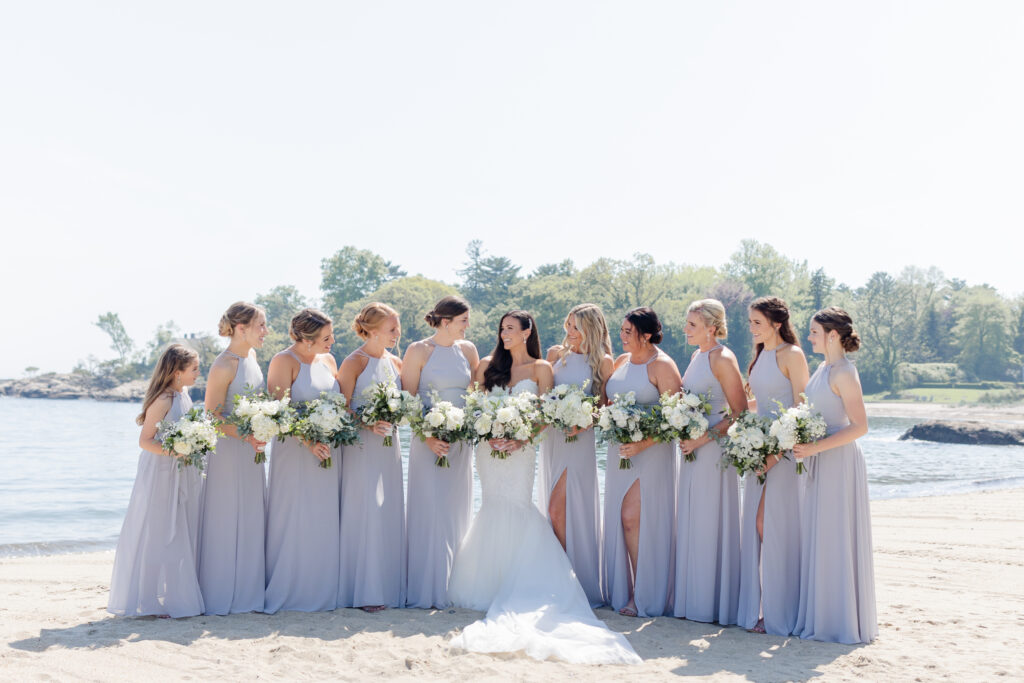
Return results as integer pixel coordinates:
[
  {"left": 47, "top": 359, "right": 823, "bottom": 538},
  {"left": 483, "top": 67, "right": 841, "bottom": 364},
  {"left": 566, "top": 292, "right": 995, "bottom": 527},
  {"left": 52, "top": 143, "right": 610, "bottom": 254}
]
[
  {"left": 356, "top": 381, "right": 422, "bottom": 447},
  {"left": 652, "top": 390, "right": 712, "bottom": 461},
  {"left": 767, "top": 396, "right": 827, "bottom": 475},
  {"left": 411, "top": 393, "right": 471, "bottom": 468},
  {"left": 538, "top": 381, "right": 599, "bottom": 443},
  {"left": 597, "top": 391, "right": 657, "bottom": 470},
  {"left": 292, "top": 392, "right": 361, "bottom": 469},
  {"left": 228, "top": 388, "right": 298, "bottom": 464},
  {"left": 722, "top": 411, "right": 779, "bottom": 484},
  {"left": 157, "top": 406, "right": 222, "bottom": 471},
  {"left": 464, "top": 384, "right": 541, "bottom": 459}
]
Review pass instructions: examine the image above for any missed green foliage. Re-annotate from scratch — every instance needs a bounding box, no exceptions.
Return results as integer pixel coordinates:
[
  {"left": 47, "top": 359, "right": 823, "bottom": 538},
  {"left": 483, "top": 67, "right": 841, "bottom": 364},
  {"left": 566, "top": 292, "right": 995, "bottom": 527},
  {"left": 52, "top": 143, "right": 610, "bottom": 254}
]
[
  {"left": 24, "top": 366, "right": 39, "bottom": 377},
  {"left": 895, "top": 362, "right": 965, "bottom": 387},
  {"left": 254, "top": 285, "right": 312, "bottom": 368},
  {"left": 531, "top": 259, "right": 576, "bottom": 278},
  {"left": 457, "top": 240, "right": 522, "bottom": 311},
  {"left": 95, "top": 312, "right": 134, "bottom": 366},
  {"left": 855, "top": 272, "right": 914, "bottom": 392},
  {"left": 320, "top": 246, "right": 406, "bottom": 320},
  {"left": 952, "top": 285, "right": 1021, "bottom": 380}
]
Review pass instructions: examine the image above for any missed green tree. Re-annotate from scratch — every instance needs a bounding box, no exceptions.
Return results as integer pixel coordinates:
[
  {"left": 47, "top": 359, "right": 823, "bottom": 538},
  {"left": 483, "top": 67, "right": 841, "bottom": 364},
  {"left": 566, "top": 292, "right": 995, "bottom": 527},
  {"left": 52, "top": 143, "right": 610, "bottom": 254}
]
[
  {"left": 506, "top": 275, "right": 584, "bottom": 352},
  {"left": 320, "top": 246, "right": 406, "bottom": 319},
  {"left": 530, "top": 259, "right": 576, "bottom": 278},
  {"left": 855, "top": 272, "right": 913, "bottom": 392},
  {"left": 725, "top": 240, "right": 798, "bottom": 298},
  {"left": 254, "top": 285, "right": 312, "bottom": 367},
  {"left": 95, "top": 312, "right": 135, "bottom": 367},
  {"left": 457, "top": 241, "right": 522, "bottom": 311},
  {"left": 952, "top": 286, "right": 1020, "bottom": 380},
  {"left": 144, "top": 321, "right": 181, "bottom": 368},
  {"left": 704, "top": 279, "right": 755, "bottom": 374},
  {"left": 577, "top": 254, "right": 678, "bottom": 313},
  {"left": 24, "top": 366, "right": 39, "bottom": 377}
]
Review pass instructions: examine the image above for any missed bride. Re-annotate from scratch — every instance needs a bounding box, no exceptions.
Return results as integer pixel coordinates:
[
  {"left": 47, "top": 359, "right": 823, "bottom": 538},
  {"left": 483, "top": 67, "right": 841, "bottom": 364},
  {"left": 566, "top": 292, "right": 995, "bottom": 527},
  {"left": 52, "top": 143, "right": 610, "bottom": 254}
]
[{"left": 447, "top": 310, "right": 640, "bottom": 665}]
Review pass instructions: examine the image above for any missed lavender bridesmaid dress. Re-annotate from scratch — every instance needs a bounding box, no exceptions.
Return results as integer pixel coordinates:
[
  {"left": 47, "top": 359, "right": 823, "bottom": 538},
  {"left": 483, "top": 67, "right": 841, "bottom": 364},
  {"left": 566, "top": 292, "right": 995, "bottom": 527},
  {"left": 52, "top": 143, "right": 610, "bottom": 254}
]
[
  {"left": 264, "top": 350, "right": 341, "bottom": 613},
  {"left": 108, "top": 390, "right": 204, "bottom": 617},
  {"left": 673, "top": 345, "right": 740, "bottom": 624}
]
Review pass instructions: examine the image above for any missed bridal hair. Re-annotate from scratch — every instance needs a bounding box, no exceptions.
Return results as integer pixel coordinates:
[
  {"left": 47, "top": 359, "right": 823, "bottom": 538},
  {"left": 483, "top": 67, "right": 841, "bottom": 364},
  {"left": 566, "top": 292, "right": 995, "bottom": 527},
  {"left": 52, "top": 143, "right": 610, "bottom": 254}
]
[
  {"left": 687, "top": 299, "right": 728, "bottom": 340},
  {"left": 290, "top": 308, "right": 332, "bottom": 343},
  {"left": 748, "top": 296, "right": 799, "bottom": 374},
  {"left": 424, "top": 295, "right": 470, "bottom": 328},
  {"left": 813, "top": 306, "right": 861, "bottom": 352},
  {"left": 352, "top": 302, "right": 399, "bottom": 340},
  {"left": 137, "top": 343, "right": 199, "bottom": 426},
  {"left": 218, "top": 301, "right": 266, "bottom": 337},
  {"left": 483, "top": 310, "right": 542, "bottom": 391},
  {"left": 558, "top": 304, "right": 613, "bottom": 397},
  {"left": 624, "top": 307, "right": 663, "bottom": 345}
]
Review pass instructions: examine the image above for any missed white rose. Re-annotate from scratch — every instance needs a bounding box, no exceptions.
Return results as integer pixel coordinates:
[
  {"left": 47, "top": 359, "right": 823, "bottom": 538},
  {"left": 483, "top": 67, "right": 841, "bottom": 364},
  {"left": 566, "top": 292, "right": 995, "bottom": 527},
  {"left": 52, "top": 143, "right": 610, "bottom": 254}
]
[
  {"left": 630, "top": 431, "right": 643, "bottom": 442},
  {"left": 475, "top": 415, "right": 493, "bottom": 435},
  {"left": 173, "top": 440, "right": 192, "bottom": 456},
  {"left": 496, "top": 406, "right": 515, "bottom": 423}
]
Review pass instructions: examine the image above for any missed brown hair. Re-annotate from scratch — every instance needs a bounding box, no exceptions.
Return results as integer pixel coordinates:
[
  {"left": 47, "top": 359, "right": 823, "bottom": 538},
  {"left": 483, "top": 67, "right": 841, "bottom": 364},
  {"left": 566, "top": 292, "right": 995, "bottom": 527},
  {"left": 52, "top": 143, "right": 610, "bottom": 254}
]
[
  {"left": 687, "top": 299, "right": 728, "bottom": 339},
  {"left": 483, "top": 310, "right": 542, "bottom": 391},
  {"left": 290, "top": 308, "right": 332, "bottom": 342},
  {"left": 352, "top": 302, "right": 399, "bottom": 339},
  {"left": 137, "top": 343, "right": 199, "bottom": 425},
  {"left": 748, "top": 296, "right": 799, "bottom": 374},
  {"left": 424, "top": 295, "right": 470, "bottom": 328},
  {"left": 813, "top": 306, "right": 861, "bottom": 352},
  {"left": 218, "top": 301, "right": 265, "bottom": 337},
  {"left": 624, "top": 307, "right": 663, "bottom": 344}
]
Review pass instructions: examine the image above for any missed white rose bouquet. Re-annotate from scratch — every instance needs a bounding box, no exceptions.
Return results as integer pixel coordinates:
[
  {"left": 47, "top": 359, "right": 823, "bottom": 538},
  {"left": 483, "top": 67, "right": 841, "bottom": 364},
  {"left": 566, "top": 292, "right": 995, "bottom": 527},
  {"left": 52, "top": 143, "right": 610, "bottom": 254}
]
[
  {"left": 292, "top": 392, "right": 361, "bottom": 469},
  {"left": 228, "top": 388, "right": 298, "bottom": 464},
  {"left": 356, "top": 380, "right": 422, "bottom": 447},
  {"left": 463, "top": 384, "right": 541, "bottom": 459},
  {"left": 721, "top": 411, "right": 779, "bottom": 484},
  {"left": 410, "top": 393, "right": 471, "bottom": 468},
  {"left": 157, "top": 406, "right": 222, "bottom": 471},
  {"left": 767, "top": 396, "right": 827, "bottom": 475},
  {"left": 653, "top": 390, "right": 712, "bottom": 461},
  {"left": 538, "top": 380, "right": 599, "bottom": 443},
  {"left": 597, "top": 391, "right": 657, "bottom": 470}
]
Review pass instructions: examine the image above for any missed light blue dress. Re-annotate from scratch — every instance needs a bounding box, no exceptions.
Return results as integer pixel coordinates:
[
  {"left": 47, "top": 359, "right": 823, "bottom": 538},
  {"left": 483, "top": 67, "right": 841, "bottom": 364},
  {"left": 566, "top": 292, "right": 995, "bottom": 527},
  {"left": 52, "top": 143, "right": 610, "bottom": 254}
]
[
  {"left": 538, "top": 351, "right": 603, "bottom": 607},
  {"left": 108, "top": 390, "right": 204, "bottom": 618},
  {"left": 198, "top": 349, "right": 266, "bottom": 615},
  {"left": 406, "top": 339, "right": 474, "bottom": 609},
  {"left": 795, "top": 360, "right": 877, "bottom": 644},
  {"left": 602, "top": 352, "right": 675, "bottom": 618},
  {"left": 674, "top": 345, "right": 740, "bottom": 624},
  {"left": 264, "top": 350, "right": 341, "bottom": 614},
  {"left": 337, "top": 350, "right": 406, "bottom": 609},
  {"left": 737, "top": 347, "right": 802, "bottom": 635}
]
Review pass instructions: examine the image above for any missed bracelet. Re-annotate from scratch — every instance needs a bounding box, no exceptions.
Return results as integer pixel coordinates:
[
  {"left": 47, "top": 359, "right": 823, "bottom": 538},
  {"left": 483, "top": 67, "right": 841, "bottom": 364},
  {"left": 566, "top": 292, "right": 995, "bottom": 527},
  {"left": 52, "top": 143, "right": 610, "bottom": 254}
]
[{"left": 773, "top": 454, "right": 780, "bottom": 464}]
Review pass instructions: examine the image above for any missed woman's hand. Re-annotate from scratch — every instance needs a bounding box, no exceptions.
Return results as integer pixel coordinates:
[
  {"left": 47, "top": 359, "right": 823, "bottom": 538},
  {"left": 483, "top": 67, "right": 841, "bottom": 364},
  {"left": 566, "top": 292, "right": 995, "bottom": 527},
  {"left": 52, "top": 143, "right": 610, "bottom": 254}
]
[
  {"left": 619, "top": 437, "right": 654, "bottom": 459},
  {"left": 679, "top": 435, "right": 708, "bottom": 458},
  {"left": 306, "top": 440, "right": 331, "bottom": 462},
  {"left": 564, "top": 425, "right": 591, "bottom": 439},
  {"left": 757, "top": 452, "right": 784, "bottom": 477},
  {"left": 487, "top": 438, "right": 525, "bottom": 453},
  {"left": 371, "top": 420, "right": 394, "bottom": 437},
  {"left": 245, "top": 435, "right": 267, "bottom": 452},
  {"left": 426, "top": 436, "right": 450, "bottom": 457},
  {"left": 793, "top": 442, "right": 819, "bottom": 459}
]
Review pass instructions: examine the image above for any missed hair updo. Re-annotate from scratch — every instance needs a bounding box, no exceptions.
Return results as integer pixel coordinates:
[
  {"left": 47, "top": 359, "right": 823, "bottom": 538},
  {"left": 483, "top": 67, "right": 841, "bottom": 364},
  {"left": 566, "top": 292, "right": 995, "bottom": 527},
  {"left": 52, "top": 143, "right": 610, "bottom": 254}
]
[
  {"left": 813, "top": 306, "right": 861, "bottom": 352},
  {"left": 290, "top": 308, "right": 332, "bottom": 343},
  {"left": 687, "top": 299, "right": 728, "bottom": 339},
  {"left": 218, "top": 301, "right": 265, "bottom": 337},
  {"left": 748, "top": 296, "right": 799, "bottom": 374},
  {"left": 352, "top": 302, "right": 399, "bottom": 339},
  {"left": 424, "top": 295, "right": 470, "bottom": 328},
  {"left": 624, "top": 307, "right": 663, "bottom": 344}
]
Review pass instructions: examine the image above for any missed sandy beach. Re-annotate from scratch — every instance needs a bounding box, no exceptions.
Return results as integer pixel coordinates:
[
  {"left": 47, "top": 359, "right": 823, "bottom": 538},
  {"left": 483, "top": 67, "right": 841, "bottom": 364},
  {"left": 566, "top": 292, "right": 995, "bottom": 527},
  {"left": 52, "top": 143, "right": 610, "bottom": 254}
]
[
  {"left": 1, "top": 487, "right": 1021, "bottom": 681},
  {"left": 865, "top": 401, "right": 1024, "bottom": 425}
]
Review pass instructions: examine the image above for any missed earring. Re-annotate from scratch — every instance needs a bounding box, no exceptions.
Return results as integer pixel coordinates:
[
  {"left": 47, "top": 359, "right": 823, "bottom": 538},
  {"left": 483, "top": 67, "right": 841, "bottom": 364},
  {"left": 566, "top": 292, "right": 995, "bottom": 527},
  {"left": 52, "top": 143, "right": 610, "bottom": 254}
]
[{"left": 307, "top": 342, "right": 313, "bottom": 352}]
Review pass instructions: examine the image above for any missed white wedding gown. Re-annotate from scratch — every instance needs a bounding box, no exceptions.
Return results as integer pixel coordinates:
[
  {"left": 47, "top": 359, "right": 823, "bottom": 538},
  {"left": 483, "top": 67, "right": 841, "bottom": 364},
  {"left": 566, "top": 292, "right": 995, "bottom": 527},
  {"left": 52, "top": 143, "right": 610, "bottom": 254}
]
[{"left": 447, "top": 380, "right": 640, "bottom": 665}]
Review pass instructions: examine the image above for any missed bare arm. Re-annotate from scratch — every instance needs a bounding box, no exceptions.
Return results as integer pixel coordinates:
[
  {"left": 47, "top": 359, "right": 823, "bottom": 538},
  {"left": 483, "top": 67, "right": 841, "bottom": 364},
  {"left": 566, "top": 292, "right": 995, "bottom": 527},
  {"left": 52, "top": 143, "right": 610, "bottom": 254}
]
[
  {"left": 534, "top": 360, "right": 554, "bottom": 394},
  {"left": 793, "top": 364, "right": 867, "bottom": 458},
  {"left": 266, "top": 353, "right": 298, "bottom": 401},
  {"left": 204, "top": 357, "right": 249, "bottom": 443},
  {"left": 680, "top": 348, "right": 748, "bottom": 456},
  {"left": 780, "top": 344, "right": 810, "bottom": 405},
  {"left": 400, "top": 342, "right": 429, "bottom": 397},
  {"left": 620, "top": 354, "right": 682, "bottom": 458},
  {"left": 138, "top": 394, "right": 174, "bottom": 456}
]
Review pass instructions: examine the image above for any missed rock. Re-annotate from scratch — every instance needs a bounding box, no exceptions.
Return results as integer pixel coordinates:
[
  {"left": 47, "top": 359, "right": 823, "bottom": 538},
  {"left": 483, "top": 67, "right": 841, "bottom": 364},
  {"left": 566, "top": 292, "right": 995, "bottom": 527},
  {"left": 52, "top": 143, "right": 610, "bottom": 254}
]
[
  {"left": 900, "top": 420, "right": 1024, "bottom": 446},
  {"left": 0, "top": 374, "right": 146, "bottom": 403}
]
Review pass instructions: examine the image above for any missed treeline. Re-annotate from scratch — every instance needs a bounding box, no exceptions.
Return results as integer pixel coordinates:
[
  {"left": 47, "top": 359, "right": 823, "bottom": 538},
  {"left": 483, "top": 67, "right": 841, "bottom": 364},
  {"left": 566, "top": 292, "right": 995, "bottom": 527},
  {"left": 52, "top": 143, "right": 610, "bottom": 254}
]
[{"left": 84, "top": 240, "right": 1024, "bottom": 395}]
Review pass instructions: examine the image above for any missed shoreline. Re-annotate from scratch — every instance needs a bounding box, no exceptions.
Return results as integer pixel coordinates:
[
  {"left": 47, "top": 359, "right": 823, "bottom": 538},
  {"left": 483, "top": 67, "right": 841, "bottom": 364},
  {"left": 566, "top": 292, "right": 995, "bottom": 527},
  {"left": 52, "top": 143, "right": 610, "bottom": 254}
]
[
  {"left": 2, "top": 487, "right": 1022, "bottom": 680},
  {"left": 865, "top": 400, "right": 1024, "bottom": 424}
]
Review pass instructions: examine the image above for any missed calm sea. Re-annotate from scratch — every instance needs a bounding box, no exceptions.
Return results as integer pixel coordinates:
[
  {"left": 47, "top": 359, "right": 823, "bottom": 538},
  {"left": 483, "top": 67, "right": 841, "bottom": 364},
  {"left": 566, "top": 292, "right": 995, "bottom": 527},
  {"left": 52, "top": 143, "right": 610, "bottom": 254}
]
[{"left": 1, "top": 397, "right": 1022, "bottom": 557}]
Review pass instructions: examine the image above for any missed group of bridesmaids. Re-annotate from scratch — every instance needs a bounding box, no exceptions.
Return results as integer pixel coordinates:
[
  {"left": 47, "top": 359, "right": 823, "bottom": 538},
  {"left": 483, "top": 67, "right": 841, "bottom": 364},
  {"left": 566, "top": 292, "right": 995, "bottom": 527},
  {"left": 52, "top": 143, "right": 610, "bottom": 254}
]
[{"left": 108, "top": 293, "right": 877, "bottom": 646}]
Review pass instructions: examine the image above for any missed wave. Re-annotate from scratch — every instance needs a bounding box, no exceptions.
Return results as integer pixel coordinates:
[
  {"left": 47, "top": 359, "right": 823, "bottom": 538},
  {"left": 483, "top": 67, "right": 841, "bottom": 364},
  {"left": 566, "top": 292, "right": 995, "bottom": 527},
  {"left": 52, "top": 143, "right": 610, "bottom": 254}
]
[{"left": 0, "top": 538, "right": 117, "bottom": 558}]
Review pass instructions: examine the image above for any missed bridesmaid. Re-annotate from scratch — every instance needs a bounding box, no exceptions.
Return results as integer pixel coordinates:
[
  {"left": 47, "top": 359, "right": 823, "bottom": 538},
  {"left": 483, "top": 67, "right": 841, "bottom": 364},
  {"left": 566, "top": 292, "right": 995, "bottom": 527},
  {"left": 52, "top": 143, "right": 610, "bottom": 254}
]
[
  {"left": 793, "top": 307, "right": 877, "bottom": 644},
  {"left": 199, "top": 301, "right": 268, "bottom": 615},
  {"left": 401, "top": 295, "right": 479, "bottom": 609},
  {"left": 540, "top": 303, "right": 613, "bottom": 608},
  {"left": 336, "top": 302, "right": 406, "bottom": 612},
  {"left": 108, "top": 344, "right": 204, "bottom": 618},
  {"left": 674, "top": 298, "right": 745, "bottom": 625},
  {"left": 264, "top": 308, "right": 341, "bottom": 614},
  {"left": 737, "top": 297, "right": 809, "bottom": 635},
  {"left": 603, "top": 307, "right": 682, "bottom": 618}
]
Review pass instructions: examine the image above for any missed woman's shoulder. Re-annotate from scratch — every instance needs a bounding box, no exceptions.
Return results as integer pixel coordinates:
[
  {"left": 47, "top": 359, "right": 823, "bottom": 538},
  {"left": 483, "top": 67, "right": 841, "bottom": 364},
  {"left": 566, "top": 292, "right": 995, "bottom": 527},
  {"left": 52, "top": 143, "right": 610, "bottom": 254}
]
[{"left": 146, "top": 392, "right": 175, "bottom": 421}]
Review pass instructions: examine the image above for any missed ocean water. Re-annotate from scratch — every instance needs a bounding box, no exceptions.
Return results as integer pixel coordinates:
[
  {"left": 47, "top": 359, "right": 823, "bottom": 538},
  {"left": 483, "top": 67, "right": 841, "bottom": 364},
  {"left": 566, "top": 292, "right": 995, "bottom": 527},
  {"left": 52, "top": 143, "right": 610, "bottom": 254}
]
[{"left": 1, "top": 397, "right": 1022, "bottom": 557}]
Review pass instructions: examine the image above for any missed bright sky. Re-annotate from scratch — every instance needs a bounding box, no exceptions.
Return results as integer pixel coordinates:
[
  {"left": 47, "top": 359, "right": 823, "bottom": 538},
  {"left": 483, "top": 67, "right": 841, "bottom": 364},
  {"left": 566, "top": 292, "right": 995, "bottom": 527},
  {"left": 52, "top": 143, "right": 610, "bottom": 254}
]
[{"left": 2, "top": 1, "right": 1022, "bottom": 378}]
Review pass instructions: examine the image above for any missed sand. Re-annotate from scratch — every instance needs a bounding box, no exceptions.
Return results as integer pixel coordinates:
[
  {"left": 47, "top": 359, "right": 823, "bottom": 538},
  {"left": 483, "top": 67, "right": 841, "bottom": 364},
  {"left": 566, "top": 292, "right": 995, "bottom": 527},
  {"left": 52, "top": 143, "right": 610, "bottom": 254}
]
[
  {"left": 865, "top": 401, "right": 1024, "bottom": 425},
  {"left": 2, "top": 487, "right": 1023, "bottom": 682}
]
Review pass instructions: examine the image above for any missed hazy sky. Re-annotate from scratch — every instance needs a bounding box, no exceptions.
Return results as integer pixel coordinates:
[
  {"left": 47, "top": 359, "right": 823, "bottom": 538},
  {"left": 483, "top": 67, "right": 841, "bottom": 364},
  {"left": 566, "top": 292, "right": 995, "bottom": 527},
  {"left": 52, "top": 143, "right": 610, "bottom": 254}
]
[{"left": 2, "top": 1, "right": 1022, "bottom": 378}]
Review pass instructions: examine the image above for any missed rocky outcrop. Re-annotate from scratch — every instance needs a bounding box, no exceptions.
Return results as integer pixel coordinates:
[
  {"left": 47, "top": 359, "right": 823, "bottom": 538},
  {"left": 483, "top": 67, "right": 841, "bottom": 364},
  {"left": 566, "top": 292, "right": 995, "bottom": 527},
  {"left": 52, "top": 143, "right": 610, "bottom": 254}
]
[
  {"left": 900, "top": 420, "right": 1024, "bottom": 446},
  {"left": 0, "top": 374, "right": 148, "bottom": 402}
]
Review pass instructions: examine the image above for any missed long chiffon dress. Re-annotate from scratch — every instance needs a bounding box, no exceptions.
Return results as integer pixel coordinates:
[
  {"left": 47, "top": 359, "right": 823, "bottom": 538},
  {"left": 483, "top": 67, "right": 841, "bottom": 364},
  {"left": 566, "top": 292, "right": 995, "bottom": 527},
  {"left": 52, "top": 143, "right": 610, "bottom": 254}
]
[
  {"left": 602, "top": 352, "right": 675, "bottom": 618},
  {"left": 737, "top": 347, "right": 802, "bottom": 635},
  {"left": 406, "top": 340, "right": 474, "bottom": 609},
  {"left": 108, "top": 390, "right": 204, "bottom": 618},
  {"left": 264, "top": 350, "right": 341, "bottom": 613},
  {"left": 538, "top": 352, "right": 603, "bottom": 607},
  {"left": 673, "top": 345, "right": 740, "bottom": 624},
  {"left": 198, "top": 349, "right": 266, "bottom": 615},
  {"left": 795, "top": 360, "right": 877, "bottom": 644}
]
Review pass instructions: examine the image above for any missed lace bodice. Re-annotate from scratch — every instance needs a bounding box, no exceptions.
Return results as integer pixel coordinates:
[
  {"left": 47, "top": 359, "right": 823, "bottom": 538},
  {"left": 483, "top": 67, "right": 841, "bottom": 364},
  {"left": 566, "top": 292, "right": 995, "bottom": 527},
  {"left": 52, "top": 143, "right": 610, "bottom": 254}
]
[{"left": 475, "top": 380, "right": 538, "bottom": 508}]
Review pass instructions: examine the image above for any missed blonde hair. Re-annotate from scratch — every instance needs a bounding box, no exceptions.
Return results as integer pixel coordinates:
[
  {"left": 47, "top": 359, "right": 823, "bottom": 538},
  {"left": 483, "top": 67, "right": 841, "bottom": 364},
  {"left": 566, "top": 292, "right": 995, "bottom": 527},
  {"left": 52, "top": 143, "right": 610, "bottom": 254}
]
[
  {"left": 218, "top": 301, "right": 265, "bottom": 337},
  {"left": 687, "top": 298, "right": 728, "bottom": 339},
  {"left": 352, "top": 302, "right": 399, "bottom": 339},
  {"left": 290, "top": 308, "right": 332, "bottom": 342},
  {"left": 558, "top": 304, "right": 613, "bottom": 397},
  {"left": 137, "top": 343, "right": 198, "bottom": 425}
]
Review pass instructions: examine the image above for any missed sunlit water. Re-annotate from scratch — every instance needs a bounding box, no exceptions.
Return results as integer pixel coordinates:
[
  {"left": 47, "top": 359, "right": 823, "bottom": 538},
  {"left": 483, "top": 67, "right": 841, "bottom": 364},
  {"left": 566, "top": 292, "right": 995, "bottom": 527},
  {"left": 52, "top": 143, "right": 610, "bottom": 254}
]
[{"left": 1, "top": 398, "right": 1022, "bottom": 557}]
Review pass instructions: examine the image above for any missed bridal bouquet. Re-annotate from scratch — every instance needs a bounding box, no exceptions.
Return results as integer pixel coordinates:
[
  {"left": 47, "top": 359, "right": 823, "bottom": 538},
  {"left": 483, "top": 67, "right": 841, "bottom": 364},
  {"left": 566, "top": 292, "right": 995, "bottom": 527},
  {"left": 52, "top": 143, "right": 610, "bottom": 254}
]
[
  {"left": 157, "top": 406, "right": 222, "bottom": 471},
  {"left": 721, "top": 411, "right": 779, "bottom": 484},
  {"left": 464, "top": 385, "right": 541, "bottom": 459},
  {"left": 229, "top": 388, "right": 297, "bottom": 464},
  {"left": 356, "top": 381, "right": 422, "bottom": 447},
  {"left": 292, "top": 392, "right": 361, "bottom": 469},
  {"left": 538, "top": 381, "right": 599, "bottom": 443},
  {"left": 411, "top": 393, "right": 471, "bottom": 468},
  {"left": 597, "top": 391, "right": 657, "bottom": 470},
  {"left": 653, "top": 390, "right": 712, "bottom": 461},
  {"left": 767, "top": 396, "right": 827, "bottom": 475}
]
